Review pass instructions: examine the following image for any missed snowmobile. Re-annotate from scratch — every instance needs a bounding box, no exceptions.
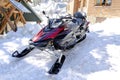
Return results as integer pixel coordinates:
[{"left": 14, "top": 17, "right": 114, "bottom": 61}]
[{"left": 12, "top": 11, "right": 90, "bottom": 74}]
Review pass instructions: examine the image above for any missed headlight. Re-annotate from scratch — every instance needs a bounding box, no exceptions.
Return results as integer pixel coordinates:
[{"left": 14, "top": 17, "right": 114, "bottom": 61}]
[{"left": 29, "top": 40, "right": 49, "bottom": 47}]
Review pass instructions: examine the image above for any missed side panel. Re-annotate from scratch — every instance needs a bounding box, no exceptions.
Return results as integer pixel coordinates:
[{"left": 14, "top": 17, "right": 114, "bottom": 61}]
[{"left": 44, "top": 27, "right": 65, "bottom": 40}]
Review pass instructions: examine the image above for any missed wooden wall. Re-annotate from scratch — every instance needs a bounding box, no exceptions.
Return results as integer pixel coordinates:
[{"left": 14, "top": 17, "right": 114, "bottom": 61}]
[
  {"left": 67, "top": 0, "right": 81, "bottom": 15},
  {"left": 0, "top": 0, "right": 9, "bottom": 7},
  {"left": 87, "top": 0, "right": 120, "bottom": 17}
]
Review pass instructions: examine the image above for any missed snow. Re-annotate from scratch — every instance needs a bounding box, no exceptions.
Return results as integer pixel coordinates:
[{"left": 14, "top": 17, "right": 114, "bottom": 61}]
[{"left": 0, "top": 1, "right": 120, "bottom": 80}]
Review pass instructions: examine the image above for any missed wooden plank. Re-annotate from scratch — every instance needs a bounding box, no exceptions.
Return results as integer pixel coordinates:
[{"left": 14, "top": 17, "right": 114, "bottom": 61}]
[
  {"left": 19, "top": 11, "right": 26, "bottom": 24},
  {"left": 4, "top": 2, "right": 12, "bottom": 8},
  {"left": 0, "top": 0, "right": 9, "bottom": 6},
  {"left": 80, "top": 0, "right": 84, "bottom": 10},
  {"left": 0, "top": 7, "right": 16, "bottom": 33}
]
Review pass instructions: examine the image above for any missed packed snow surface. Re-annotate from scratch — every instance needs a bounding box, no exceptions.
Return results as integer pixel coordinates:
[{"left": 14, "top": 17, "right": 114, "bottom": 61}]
[{"left": 0, "top": 1, "right": 120, "bottom": 80}]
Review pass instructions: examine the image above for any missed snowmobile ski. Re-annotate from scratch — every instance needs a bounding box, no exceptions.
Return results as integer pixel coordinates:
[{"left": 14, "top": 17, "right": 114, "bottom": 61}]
[
  {"left": 12, "top": 47, "right": 34, "bottom": 58},
  {"left": 48, "top": 55, "right": 66, "bottom": 74}
]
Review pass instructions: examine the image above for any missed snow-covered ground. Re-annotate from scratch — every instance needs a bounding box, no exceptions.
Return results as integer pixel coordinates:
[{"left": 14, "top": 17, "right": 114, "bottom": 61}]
[{"left": 0, "top": 1, "right": 120, "bottom": 80}]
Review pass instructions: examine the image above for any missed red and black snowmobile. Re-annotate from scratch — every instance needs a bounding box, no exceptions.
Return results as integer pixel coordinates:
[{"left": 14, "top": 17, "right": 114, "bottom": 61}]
[{"left": 12, "top": 11, "right": 90, "bottom": 74}]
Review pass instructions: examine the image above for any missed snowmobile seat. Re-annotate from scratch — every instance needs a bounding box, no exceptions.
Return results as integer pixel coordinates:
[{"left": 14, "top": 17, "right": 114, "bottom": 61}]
[{"left": 73, "top": 11, "right": 86, "bottom": 20}]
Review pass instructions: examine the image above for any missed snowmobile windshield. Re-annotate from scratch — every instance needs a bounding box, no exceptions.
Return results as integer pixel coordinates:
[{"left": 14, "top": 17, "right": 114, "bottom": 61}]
[
  {"left": 51, "top": 19, "right": 62, "bottom": 28},
  {"left": 44, "top": 19, "right": 62, "bottom": 32}
]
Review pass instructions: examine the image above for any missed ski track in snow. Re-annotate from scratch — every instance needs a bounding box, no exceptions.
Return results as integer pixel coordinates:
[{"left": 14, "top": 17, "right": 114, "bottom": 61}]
[{"left": 0, "top": 1, "right": 120, "bottom": 80}]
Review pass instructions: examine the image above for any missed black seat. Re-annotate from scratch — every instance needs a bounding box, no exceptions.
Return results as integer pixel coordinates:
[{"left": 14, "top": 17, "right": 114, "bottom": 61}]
[{"left": 73, "top": 11, "right": 86, "bottom": 19}]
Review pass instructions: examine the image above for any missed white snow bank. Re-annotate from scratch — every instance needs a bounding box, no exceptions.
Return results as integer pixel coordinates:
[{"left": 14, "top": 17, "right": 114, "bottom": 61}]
[
  {"left": 90, "top": 18, "right": 120, "bottom": 36},
  {"left": 32, "top": 1, "right": 68, "bottom": 19}
]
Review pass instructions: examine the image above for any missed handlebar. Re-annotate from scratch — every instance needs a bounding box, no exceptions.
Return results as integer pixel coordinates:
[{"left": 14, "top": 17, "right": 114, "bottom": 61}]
[
  {"left": 60, "top": 14, "right": 72, "bottom": 20},
  {"left": 62, "top": 16, "right": 72, "bottom": 20}
]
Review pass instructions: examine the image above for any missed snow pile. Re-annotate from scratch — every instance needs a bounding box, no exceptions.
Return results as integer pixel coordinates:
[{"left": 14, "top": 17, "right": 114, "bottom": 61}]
[{"left": 31, "top": 1, "right": 67, "bottom": 20}]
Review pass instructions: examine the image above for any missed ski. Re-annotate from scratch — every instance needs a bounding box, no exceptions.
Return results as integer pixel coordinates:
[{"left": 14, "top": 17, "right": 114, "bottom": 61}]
[
  {"left": 12, "top": 47, "right": 34, "bottom": 58},
  {"left": 48, "top": 55, "right": 66, "bottom": 74}
]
